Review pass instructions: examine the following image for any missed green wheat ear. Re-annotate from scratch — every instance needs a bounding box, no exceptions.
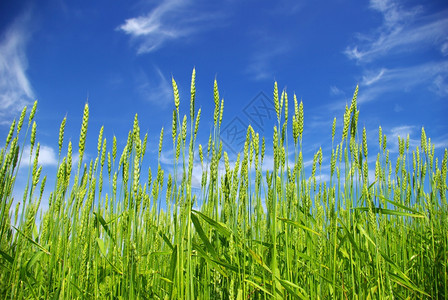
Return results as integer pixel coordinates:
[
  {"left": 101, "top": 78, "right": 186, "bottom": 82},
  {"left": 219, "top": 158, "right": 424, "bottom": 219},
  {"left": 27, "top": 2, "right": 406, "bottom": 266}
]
[
  {"left": 172, "top": 77, "right": 180, "bottom": 114},
  {"left": 30, "top": 121, "right": 37, "bottom": 154},
  {"left": 78, "top": 103, "right": 89, "bottom": 160},
  {"left": 190, "top": 68, "right": 196, "bottom": 121},
  {"left": 112, "top": 135, "right": 117, "bottom": 161},
  {"left": 274, "top": 82, "right": 279, "bottom": 124},
  {"left": 5, "top": 119, "right": 15, "bottom": 147},
  {"left": 97, "top": 126, "right": 104, "bottom": 156},
  {"left": 362, "top": 127, "right": 368, "bottom": 158},
  {"left": 194, "top": 108, "right": 201, "bottom": 140},
  {"left": 332, "top": 117, "right": 336, "bottom": 142},
  {"left": 158, "top": 127, "right": 164, "bottom": 158},
  {"left": 421, "top": 127, "right": 427, "bottom": 154},
  {"left": 172, "top": 109, "right": 177, "bottom": 146},
  {"left": 58, "top": 116, "right": 67, "bottom": 156},
  {"left": 284, "top": 89, "right": 288, "bottom": 124},
  {"left": 292, "top": 115, "right": 298, "bottom": 145},
  {"left": 378, "top": 126, "right": 382, "bottom": 149},
  {"left": 342, "top": 104, "right": 350, "bottom": 141},
  {"left": 16, "top": 106, "right": 27, "bottom": 136},
  {"left": 298, "top": 100, "right": 304, "bottom": 138},
  {"left": 198, "top": 144, "right": 204, "bottom": 165},
  {"left": 219, "top": 98, "right": 224, "bottom": 128},
  {"left": 213, "top": 79, "right": 219, "bottom": 127},
  {"left": 29, "top": 100, "right": 37, "bottom": 124}
]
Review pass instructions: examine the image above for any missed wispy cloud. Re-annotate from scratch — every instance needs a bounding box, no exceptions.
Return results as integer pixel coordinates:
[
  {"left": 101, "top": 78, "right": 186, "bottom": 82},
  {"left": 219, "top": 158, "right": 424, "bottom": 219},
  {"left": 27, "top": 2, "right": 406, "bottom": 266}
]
[
  {"left": 431, "top": 74, "right": 448, "bottom": 97},
  {"left": 246, "top": 45, "right": 289, "bottom": 81},
  {"left": 345, "top": 0, "right": 448, "bottom": 63},
  {"left": 362, "top": 68, "right": 386, "bottom": 86},
  {"left": 326, "top": 60, "right": 448, "bottom": 113},
  {"left": 357, "top": 61, "right": 448, "bottom": 104},
  {"left": 136, "top": 66, "right": 172, "bottom": 108},
  {"left": 330, "top": 86, "right": 344, "bottom": 96},
  {"left": 118, "top": 0, "right": 226, "bottom": 53},
  {"left": 0, "top": 11, "right": 35, "bottom": 125}
]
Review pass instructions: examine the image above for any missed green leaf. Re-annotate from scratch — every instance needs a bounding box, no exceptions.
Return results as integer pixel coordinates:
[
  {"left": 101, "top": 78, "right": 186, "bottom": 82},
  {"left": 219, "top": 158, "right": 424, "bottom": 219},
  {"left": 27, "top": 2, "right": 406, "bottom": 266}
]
[
  {"left": 192, "top": 209, "right": 233, "bottom": 237},
  {"left": 12, "top": 226, "right": 50, "bottom": 255},
  {"left": 193, "top": 242, "right": 228, "bottom": 277},
  {"left": 278, "top": 218, "right": 321, "bottom": 236},
  {"left": 244, "top": 279, "right": 274, "bottom": 297},
  {"left": 149, "top": 251, "right": 171, "bottom": 257},
  {"left": 191, "top": 212, "right": 218, "bottom": 258},
  {"left": 158, "top": 229, "right": 174, "bottom": 250},
  {"left": 96, "top": 238, "right": 123, "bottom": 275},
  {"left": 168, "top": 246, "right": 177, "bottom": 282},
  {"left": 354, "top": 207, "right": 424, "bottom": 218},
  {"left": 356, "top": 223, "right": 376, "bottom": 247},
  {"left": 277, "top": 278, "right": 309, "bottom": 299},
  {"left": 94, "top": 212, "right": 116, "bottom": 242},
  {"left": 388, "top": 272, "right": 430, "bottom": 297},
  {"left": 26, "top": 251, "right": 44, "bottom": 273},
  {"left": 376, "top": 195, "right": 425, "bottom": 217},
  {"left": 0, "top": 249, "right": 14, "bottom": 264},
  {"left": 379, "top": 251, "right": 429, "bottom": 296},
  {"left": 338, "top": 218, "right": 362, "bottom": 258}
]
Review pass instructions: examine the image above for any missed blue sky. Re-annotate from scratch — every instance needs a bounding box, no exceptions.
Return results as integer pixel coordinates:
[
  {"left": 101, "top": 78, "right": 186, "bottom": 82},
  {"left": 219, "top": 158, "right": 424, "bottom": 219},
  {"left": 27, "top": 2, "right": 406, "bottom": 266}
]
[{"left": 1, "top": 0, "right": 447, "bottom": 202}]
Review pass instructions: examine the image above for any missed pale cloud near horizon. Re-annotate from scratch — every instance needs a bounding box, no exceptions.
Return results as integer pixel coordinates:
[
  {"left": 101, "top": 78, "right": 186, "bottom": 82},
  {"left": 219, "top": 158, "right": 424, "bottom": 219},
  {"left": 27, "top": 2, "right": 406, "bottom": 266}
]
[{"left": 0, "top": 12, "right": 35, "bottom": 125}]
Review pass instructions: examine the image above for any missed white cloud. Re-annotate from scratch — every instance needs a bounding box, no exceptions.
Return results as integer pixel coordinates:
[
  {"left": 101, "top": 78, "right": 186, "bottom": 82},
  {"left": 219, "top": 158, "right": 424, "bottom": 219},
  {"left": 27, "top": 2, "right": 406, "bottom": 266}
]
[
  {"left": 118, "top": 0, "right": 226, "bottom": 53},
  {"left": 345, "top": 1, "right": 448, "bottom": 63},
  {"left": 0, "top": 12, "right": 35, "bottom": 125},
  {"left": 21, "top": 144, "right": 59, "bottom": 167}
]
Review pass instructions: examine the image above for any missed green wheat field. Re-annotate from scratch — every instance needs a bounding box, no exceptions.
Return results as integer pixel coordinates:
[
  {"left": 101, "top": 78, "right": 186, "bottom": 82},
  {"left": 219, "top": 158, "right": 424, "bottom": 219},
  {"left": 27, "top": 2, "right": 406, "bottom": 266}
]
[{"left": 1, "top": 70, "right": 447, "bottom": 299}]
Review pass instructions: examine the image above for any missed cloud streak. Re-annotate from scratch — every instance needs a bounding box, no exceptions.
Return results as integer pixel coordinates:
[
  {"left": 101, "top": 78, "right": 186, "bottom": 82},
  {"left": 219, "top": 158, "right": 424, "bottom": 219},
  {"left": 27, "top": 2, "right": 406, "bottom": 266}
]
[
  {"left": 118, "top": 0, "right": 226, "bottom": 53},
  {"left": 345, "top": 0, "right": 448, "bottom": 63},
  {"left": 0, "top": 12, "right": 35, "bottom": 125},
  {"left": 246, "top": 43, "right": 290, "bottom": 81},
  {"left": 339, "top": 1, "right": 448, "bottom": 106}
]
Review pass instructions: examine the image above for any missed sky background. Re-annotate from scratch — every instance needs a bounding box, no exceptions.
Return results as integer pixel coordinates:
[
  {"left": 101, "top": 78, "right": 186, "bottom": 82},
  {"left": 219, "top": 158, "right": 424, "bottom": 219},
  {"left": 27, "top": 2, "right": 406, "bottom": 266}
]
[{"left": 1, "top": 0, "right": 447, "bottom": 206}]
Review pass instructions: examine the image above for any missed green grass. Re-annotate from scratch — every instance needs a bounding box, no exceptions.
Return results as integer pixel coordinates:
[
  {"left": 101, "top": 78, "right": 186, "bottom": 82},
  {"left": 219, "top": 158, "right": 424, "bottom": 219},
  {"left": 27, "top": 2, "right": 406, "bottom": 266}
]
[{"left": 0, "top": 70, "right": 447, "bottom": 299}]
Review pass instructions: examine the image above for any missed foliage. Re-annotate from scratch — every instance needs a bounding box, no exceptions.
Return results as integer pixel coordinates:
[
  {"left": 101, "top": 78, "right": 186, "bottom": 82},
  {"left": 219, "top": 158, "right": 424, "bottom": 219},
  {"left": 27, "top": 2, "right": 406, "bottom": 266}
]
[{"left": 0, "top": 70, "right": 447, "bottom": 299}]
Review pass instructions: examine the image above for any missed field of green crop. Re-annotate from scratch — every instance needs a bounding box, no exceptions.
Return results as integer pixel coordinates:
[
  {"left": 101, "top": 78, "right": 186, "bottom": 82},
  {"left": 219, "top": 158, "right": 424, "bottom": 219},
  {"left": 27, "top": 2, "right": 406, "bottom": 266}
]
[{"left": 1, "top": 70, "right": 447, "bottom": 299}]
